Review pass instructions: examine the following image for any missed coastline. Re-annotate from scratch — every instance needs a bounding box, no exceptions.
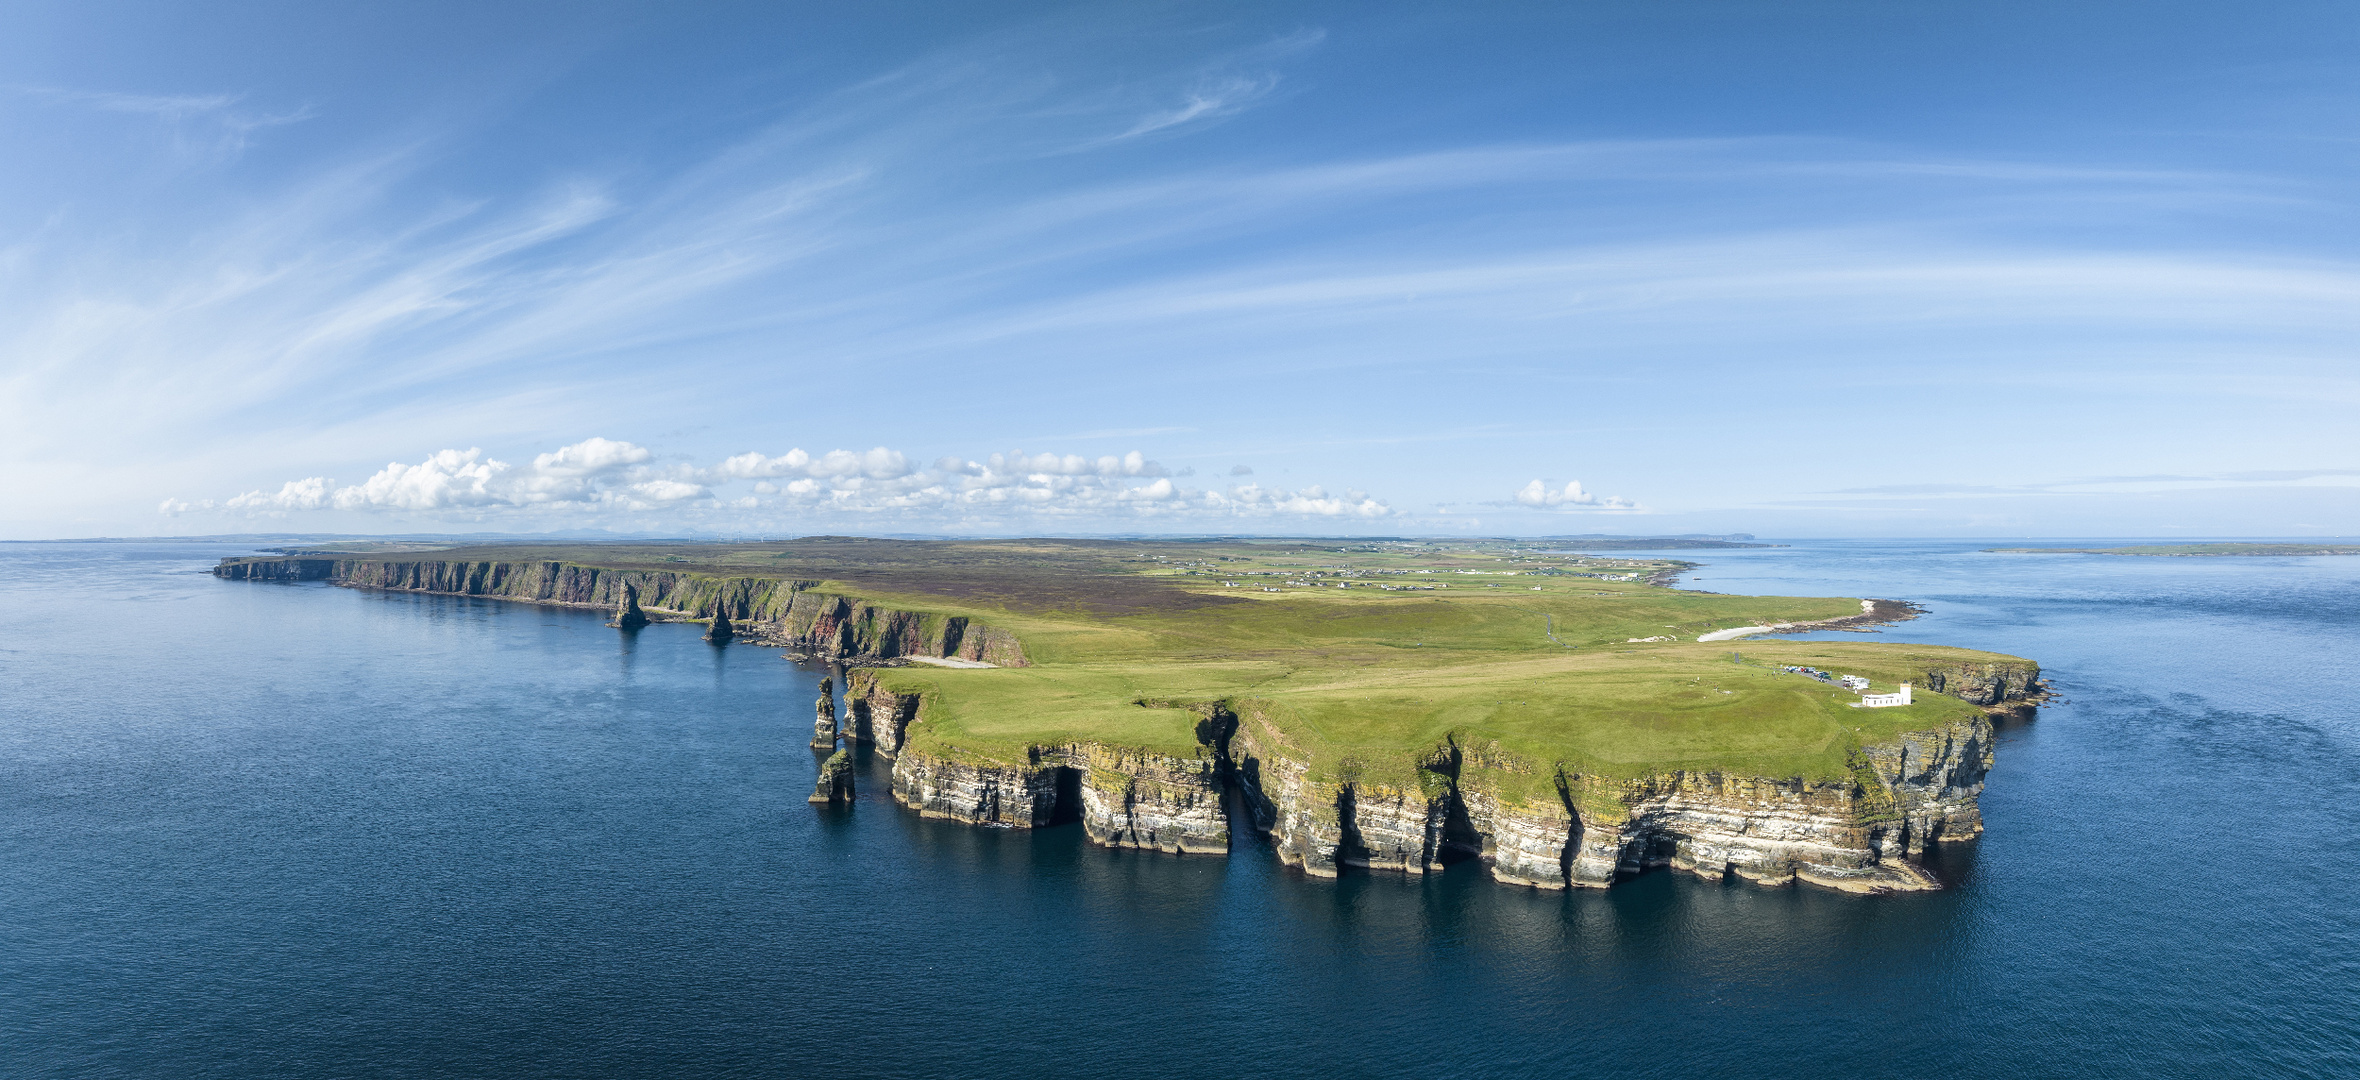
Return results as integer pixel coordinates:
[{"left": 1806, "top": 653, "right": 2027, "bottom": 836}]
[
  {"left": 1695, "top": 598, "right": 1924, "bottom": 641},
  {"left": 213, "top": 546, "right": 2037, "bottom": 896}
]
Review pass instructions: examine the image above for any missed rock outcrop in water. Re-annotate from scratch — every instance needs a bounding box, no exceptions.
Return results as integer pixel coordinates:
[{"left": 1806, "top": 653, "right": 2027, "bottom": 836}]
[
  {"left": 1919, "top": 662, "right": 2042, "bottom": 713},
  {"left": 613, "top": 583, "right": 649, "bottom": 630},
  {"left": 812, "top": 678, "right": 838, "bottom": 750},
  {"left": 873, "top": 666, "right": 2039, "bottom": 894},
  {"left": 809, "top": 750, "right": 854, "bottom": 804},
  {"left": 705, "top": 601, "right": 735, "bottom": 644},
  {"left": 211, "top": 556, "right": 1027, "bottom": 667}
]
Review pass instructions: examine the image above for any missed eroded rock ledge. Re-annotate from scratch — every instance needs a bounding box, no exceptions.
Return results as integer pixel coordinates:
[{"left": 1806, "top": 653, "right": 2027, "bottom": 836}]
[{"left": 848, "top": 666, "right": 2041, "bottom": 895}]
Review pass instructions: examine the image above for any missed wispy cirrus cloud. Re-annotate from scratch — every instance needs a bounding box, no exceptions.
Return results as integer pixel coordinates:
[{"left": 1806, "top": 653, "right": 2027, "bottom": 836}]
[
  {"left": 21, "top": 85, "right": 318, "bottom": 159},
  {"left": 32, "top": 88, "right": 242, "bottom": 120},
  {"left": 9, "top": 18, "right": 2355, "bottom": 538},
  {"left": 1092, "top": 27, "right": 1320, "bottom": 144},
  {"left": 12, "top": 118, "right": 2334, "bottom": 458},
  {"left": 1116, "top": 74, "right": 1279, "bottom": 139}
]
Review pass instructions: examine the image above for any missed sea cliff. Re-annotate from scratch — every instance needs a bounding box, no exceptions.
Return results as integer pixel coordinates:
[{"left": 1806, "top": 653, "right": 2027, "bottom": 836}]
[
  {"left": 218, "top": 544, "right": 2042, "bottom": 895},
  {"left": 845, "top": 674, "right": 1233, "bottom": 854},
  {"left": 868, "top": 664, "right": 2037, "bottom": 894},
  {"left": 213, "top": 556, "right": 1027, "bottom": 666}
]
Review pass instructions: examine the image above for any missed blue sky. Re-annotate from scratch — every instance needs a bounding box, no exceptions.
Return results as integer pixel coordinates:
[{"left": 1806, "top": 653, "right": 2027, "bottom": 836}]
[{"left": 5, "top": 0, "right": 2356, "bottom": 538}]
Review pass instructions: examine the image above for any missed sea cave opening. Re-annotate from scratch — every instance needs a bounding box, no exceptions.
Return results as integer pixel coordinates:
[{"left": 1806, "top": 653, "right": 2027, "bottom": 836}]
[
  {"left": 1048, "top": 766, "right": 1084, "bottom": 827},
  {"left": 1437, "top": 792, "right": 1484, "bottom": 867}
]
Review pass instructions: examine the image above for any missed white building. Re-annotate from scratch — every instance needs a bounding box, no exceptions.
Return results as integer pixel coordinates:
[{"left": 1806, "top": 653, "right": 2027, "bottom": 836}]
[{"left": 1853, "top": 683, "right": 1913, "bottom": 708}]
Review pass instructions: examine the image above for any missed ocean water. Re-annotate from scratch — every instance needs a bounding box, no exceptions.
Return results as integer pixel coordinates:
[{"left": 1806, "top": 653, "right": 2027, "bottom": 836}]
[{"left": 1, "top": 540, "right": 2354, "bottom": 1079}]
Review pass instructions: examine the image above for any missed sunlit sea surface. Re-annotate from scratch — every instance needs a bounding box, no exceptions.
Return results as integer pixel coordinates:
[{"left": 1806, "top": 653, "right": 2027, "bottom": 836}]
[{"left": 2, "top": 540, "right": 2354, "bottom": 1078}]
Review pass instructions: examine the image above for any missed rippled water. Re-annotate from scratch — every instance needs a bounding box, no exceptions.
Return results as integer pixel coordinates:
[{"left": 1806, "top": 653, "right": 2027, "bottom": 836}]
[{"left": 2, "top": 541, "right": 2354, "bottom": 1078}]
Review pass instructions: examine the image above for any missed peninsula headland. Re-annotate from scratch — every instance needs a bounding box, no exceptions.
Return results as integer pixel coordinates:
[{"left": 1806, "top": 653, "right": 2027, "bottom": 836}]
[
  {"left": 215, "top": 537, "right": 2044, "bottom": 894},
  {"left": 1985, "top": 542, "right": 2360, "bottom": 556}
]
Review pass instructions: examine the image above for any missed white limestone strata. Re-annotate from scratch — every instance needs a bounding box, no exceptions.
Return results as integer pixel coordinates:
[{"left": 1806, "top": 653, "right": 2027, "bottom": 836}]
[
  {"left": 874, "top": 668, "right": 2033, "bottom": 896},
  {"left": 1070, "top": 744, "right": 1229, "bottom": 854}
]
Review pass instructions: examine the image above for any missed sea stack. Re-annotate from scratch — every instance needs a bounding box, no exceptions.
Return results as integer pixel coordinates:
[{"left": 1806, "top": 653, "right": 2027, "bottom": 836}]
[
  {"left": 614, "top": 582, "right": 649, "bottom": 630},
  {"left": 812, "top": 677, "right": 839, "bottom": 749},
  {"left": 808, "top": 749, "right": 854, "bottom": 804},
  {"left": 705, "top": 598, "right": 735, "bottom": 644}
]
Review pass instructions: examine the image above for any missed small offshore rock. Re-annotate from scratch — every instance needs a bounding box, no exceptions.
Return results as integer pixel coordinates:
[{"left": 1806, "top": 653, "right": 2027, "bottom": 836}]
[
  {"left": 809, "top": 749, "right": 854, "bottom": 804},
  {"left": 705, "top": 599, "right": 735, "bottom": 643}
]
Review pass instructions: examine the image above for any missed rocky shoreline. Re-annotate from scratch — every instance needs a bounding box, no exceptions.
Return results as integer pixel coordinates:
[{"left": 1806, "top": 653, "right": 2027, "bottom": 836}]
[
  {"left": 1770, "top": 597, "right": 1925, "bottom": 634},
  {"left": 832, "top": 663, "right": 2043, "bottom": 895}
]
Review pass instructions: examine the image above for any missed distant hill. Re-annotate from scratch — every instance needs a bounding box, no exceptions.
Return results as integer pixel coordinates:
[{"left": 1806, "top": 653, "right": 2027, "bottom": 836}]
[
  {"left": 1985, "top": 543, "right": 2360, "bottom": 557},
  {"left": 1536, "top": 536, "right": 1777, "bottom": 550}
]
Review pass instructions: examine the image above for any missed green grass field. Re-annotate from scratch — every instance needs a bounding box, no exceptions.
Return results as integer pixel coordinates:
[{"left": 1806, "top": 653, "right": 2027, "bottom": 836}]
[
  {"left": 791, "top": 540, "right": 2019, "bottom": 795},
  {"left": 292, "top": 537, "right": 2028, "bottom": 793}
]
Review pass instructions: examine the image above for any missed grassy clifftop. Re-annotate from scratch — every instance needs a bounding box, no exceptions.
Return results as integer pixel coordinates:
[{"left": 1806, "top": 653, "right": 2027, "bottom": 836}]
[{"left": 238, "top": 537, "right": 2036, "bottom": 797}]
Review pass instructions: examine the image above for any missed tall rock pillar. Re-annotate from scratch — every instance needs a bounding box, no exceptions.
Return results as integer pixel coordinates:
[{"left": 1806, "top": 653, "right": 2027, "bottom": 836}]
[
  {"left": 812, "top": 677, "right": 839, "bottom": 749},
  {"left": 614, "top": 582, "right": 649, "bottom": 630},
  {"left": 705, "top": 598, "right": 735, "bottom": 644}
]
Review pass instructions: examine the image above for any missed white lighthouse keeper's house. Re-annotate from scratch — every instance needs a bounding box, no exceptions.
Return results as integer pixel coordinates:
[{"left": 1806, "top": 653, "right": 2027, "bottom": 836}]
[{"left": 1853, "top": 683, "right": 1913, "bottom": 708}]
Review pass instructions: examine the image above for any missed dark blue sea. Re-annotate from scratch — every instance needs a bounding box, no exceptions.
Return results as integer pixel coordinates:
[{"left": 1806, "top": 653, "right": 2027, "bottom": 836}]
[{"left": 2, "top": 540, "right": 2354, "bottom": 1079}]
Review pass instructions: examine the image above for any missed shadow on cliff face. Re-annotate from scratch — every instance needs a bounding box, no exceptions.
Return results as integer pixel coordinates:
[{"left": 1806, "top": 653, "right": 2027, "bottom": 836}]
[
  {"left": 1222, "top": 784, "right": 1270, "bottom": 856},
  {"left": 1334, "top": 785, "right": 1369, "bottom": 874},
  {"left": 1049, "top": 767, "right": 1084, "bottom": 827},
  {"left": 1439, "top": 790, "right": 1484, "bottom": 868},
  {"left": 1913, "top": 836, "right": 1982, "bottom": 890}
]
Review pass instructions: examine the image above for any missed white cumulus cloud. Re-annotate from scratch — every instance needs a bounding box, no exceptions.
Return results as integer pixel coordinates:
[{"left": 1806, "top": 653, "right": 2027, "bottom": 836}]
[
  {"left": 214, "top": 439, "right": 685, "bottom": 515},
  {"left": 533, "top": 437, "right": 652, "bottom": 477},
  {"left": 1514, "top": 478, "right": 1636, "bottom": 510},
  {"left": 183, "top": 438, "right": 1395, "bottom": 523}
]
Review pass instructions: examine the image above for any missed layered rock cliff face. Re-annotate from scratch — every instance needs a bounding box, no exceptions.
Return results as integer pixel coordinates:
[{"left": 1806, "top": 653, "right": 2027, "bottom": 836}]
[
  {"left": 878, "top": 666, "right": 2037, "bottom": 894},
  {"left": 1223, "top": 715, "right": 2001, "bottom": 894},
  {"left": 889, "top": 752, "right": 1061, "bottom": 826},
  {"left": 214, "top": 556, "right": 1026, "bottom": 666},
  {"left": 1071, "top": 742, "right": 1230, "bottom": 854},
  {"left": 844, "top": 672, "right": 922, "bottom": 756},
  {"left": 785, "top": 593, "right": 1025, "bottom": 667},
  {"left": 883, "top": 703, "right": 1234, "bottom": 856},
  {"left": 1224, "top": 685, "right": 2018, "bottom": 893}
]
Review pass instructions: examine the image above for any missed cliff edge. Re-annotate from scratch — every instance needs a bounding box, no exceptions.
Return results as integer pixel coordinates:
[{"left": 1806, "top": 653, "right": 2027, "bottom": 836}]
[{"left": 214, "top": 555, "right": 1027, "bottom": 666}]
